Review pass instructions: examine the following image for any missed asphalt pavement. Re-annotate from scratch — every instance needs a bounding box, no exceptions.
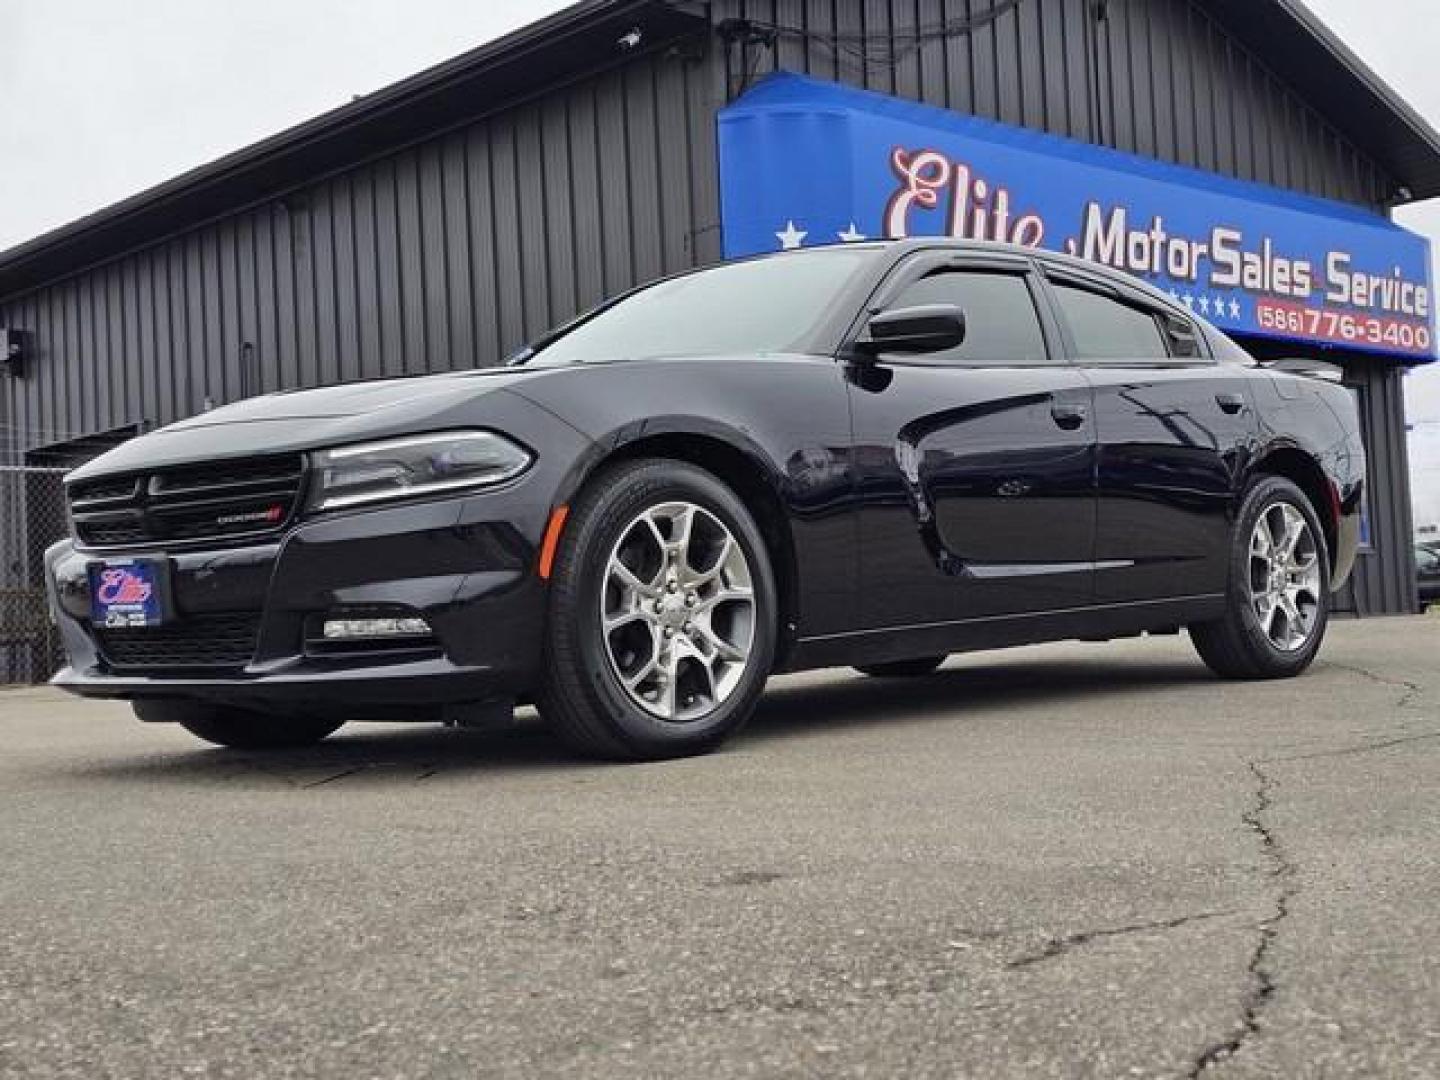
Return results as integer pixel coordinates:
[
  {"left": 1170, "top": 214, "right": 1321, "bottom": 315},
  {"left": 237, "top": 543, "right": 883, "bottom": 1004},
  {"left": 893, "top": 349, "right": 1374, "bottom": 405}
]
[{"left": 1, "top": 616, "right": 1437, "bottom": 1078}]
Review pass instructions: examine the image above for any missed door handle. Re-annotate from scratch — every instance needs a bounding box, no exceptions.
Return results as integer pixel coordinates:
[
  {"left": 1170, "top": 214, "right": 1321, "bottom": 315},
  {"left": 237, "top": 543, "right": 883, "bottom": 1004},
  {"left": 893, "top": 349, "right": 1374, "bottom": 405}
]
[
  {"left": 1215, "top": 392, "right": 1247, "bottom": 415},
  {"left": 1050, "top": 400, "right": 1089, "bottom": 430}
]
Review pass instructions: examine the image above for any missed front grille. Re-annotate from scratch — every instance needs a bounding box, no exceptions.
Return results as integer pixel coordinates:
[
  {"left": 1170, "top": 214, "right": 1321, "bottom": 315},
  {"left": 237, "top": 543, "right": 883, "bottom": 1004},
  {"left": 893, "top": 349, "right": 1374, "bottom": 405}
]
[
  {"left": 69, "top": 454, "right": 305, "bottom": 549},
  {"left": 71, "top": 476, "right": 141, "bottom": 502},
  {"left": 95, "top": 612, "right": 261, "bottom": 672}
]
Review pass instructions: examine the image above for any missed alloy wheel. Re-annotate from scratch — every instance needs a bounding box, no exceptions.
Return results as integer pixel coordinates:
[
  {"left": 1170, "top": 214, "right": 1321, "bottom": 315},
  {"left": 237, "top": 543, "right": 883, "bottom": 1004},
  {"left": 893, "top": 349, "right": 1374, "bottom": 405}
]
[
  {"left": 1248, "top": 502, "right": 1322, "bottom": 652},
  {"left": 599, "top": 501, "right": 756, "bottom": 722}
]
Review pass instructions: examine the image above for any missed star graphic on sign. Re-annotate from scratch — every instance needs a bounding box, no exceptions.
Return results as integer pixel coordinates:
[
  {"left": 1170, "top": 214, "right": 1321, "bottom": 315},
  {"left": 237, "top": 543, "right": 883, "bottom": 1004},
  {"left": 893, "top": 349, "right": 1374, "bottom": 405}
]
[
  {"left": 1229, "top": 299, "right": 1242, "bottom": 319},
  {"left": 1198, "top": 296, "right": 1211, "bottom": 315},
  {"left": 1182, "top": 294, "right": 1196, "bottom": 309},
  {"left": 776, "top": 220, "right": 808, "bottom": 250},
  {"left": 837, "top": 222, "right": 867, "bottom": 243}
]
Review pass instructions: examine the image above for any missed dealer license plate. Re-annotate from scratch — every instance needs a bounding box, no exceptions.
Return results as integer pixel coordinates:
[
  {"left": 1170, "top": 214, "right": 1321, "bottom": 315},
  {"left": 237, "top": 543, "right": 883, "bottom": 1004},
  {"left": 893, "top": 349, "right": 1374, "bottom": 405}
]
[{"left": 89, "top": 559, "right": 168, "bottom": 629}]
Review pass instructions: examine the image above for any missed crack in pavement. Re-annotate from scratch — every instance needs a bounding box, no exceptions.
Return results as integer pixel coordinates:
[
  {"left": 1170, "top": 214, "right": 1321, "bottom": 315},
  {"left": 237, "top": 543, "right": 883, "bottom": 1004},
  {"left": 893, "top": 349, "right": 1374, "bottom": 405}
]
[
  {"left": 1186, "top": 762, "right": 1296, "bottom": 1078},
  {"left": 1323, "top": 661, "right": 1424, "bottom": 710},
  {"left": 225, "top": 756, "right": 305, "bottom": 788},
  {"left": 300, "top": 761, "right": 447, "bottom": 787},
  {"left": 223, "top": 757, "right": 445, "bottom": 788},
  {"left": 1262, "top": 660, "right": 1436, "bottom": 765},
  {"left": 1006, "top": 912, "right": 1230, "bottom": 970},
  {"left": 301, "top": 765, "right": 370, "bottom": 789},
  {"left": 1266, "top": 729, "right": 1440, "bottom": 763}
]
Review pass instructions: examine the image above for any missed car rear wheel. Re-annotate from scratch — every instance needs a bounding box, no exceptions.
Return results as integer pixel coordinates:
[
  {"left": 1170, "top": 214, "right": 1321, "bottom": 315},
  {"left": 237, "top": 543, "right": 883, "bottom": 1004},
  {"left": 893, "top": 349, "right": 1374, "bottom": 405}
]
[
  {"left": 133, "top": 700, "right": 345, "bottom": 749},
  {"left": 538, "top": 459, "right": 778, "bottom": 760},
  {"left": 1189, "top": 476, "right": 1330, "bottom": 679},
  {"left": 854, "top": 655, "right": 946, "bottom": 678}
]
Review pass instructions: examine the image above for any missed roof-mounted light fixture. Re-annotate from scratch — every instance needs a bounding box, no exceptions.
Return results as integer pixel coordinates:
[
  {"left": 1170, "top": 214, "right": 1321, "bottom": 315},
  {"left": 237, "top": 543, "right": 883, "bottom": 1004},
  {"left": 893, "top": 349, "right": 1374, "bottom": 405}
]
[{"left": 2, "top": 329, "right": 28, "bottom": 378}]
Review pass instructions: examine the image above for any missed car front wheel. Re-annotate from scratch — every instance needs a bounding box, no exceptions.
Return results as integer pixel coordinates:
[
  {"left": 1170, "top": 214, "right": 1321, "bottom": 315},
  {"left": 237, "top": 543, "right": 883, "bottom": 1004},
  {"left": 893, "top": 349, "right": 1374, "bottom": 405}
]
[
  {"left": 1189, "top": 476, "right": 1331, "bottom": 679},
  {"left": 538, "top": 459, "right": 778, "bottom": 760}
]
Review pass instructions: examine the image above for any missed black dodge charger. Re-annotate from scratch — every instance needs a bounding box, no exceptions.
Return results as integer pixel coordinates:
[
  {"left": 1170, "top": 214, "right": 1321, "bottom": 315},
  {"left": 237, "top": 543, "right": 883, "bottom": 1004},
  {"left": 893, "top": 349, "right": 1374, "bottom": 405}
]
[{"left": 47, "top": 240, "right": 1364, "bottom": 759}]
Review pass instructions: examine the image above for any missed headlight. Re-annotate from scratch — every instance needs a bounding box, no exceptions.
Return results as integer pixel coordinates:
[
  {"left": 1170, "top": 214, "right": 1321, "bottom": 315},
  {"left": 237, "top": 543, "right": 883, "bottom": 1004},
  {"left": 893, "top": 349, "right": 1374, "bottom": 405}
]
[{"left": 306, "top": 431, "right": 532, "bottom": 512}]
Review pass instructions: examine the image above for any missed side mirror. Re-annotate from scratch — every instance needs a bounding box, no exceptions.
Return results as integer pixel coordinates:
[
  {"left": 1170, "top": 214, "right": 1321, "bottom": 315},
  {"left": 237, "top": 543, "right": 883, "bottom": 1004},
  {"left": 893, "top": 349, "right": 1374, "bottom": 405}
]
[{"left": 854, "top": 304, "right": 966, "bottom": 359}]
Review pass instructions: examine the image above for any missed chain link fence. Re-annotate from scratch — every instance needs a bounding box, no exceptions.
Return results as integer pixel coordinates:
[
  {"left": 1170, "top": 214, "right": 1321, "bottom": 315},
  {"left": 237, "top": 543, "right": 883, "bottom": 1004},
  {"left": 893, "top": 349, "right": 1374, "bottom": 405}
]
[{"left": 1, "top": 465, "right": 69, "bottom": 685}]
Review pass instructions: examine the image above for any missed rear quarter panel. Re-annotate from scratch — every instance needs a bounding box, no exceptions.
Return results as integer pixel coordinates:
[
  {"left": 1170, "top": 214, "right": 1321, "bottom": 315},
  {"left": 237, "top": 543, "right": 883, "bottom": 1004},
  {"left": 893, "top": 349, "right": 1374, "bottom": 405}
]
[{"left": 1245, "top": 369, "right": 1366, "bottom": 588}]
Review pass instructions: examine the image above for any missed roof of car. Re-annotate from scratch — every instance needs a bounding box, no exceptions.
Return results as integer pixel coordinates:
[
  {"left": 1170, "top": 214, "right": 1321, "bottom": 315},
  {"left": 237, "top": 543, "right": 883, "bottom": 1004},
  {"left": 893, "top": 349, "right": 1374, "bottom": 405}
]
[{"left": 787, "top": 237, "right": 1194, "bottom": 310}]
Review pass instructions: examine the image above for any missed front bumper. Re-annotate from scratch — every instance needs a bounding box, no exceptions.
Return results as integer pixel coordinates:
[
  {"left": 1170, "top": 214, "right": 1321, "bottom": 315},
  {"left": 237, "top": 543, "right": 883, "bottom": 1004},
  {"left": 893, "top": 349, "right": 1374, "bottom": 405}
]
[{"left": 46, "top": 488, "right": 551, "bottom": 714}]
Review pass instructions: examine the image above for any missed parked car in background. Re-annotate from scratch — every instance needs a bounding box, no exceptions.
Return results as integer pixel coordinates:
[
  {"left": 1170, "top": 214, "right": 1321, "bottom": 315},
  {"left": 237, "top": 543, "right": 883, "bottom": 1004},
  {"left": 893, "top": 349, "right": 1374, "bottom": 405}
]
[
  {"left": 1418, "top": 543, "right": 1440, "bottom": 607},
  {"left": 46, "top": 240, "right": 1365, "bottom": 760}
]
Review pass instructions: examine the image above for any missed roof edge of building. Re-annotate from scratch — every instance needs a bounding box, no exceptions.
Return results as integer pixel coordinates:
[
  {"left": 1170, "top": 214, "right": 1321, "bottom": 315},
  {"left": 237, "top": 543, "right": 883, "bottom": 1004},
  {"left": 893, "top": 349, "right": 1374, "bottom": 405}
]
[
  {"left": 0, "top": 0, "right": 705, "bottom": 302},
  {"left": 2, "top": 0, "right": 1437, "bottom": 303},
  {"left": 1274, "top": 0, "right": 1440, "bottom": 181}
]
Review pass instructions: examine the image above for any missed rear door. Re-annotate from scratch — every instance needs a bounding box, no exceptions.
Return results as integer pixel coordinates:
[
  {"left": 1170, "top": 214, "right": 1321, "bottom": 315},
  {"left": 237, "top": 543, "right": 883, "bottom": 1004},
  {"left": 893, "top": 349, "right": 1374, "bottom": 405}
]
[
  {"left": 1041, "top": 264, "right": 1258, "bottom": 603},
  {"left": 846, "top": 252, "right": 1097, "bottom": 629}
]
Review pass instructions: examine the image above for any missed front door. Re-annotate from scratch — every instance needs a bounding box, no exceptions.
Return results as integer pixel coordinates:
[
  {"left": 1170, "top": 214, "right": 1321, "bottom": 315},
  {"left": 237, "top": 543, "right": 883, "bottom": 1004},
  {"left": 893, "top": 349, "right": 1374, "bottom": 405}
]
[{"left": 847, "top": 254, "right": 1097, "bottom": 629}]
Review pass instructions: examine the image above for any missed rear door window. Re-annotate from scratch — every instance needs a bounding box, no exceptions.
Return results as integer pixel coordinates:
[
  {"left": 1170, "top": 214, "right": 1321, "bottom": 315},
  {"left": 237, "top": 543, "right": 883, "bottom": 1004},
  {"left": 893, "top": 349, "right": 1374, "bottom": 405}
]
[{"left": 1052, "top": 283, "right": 1171, "bottom": 361}]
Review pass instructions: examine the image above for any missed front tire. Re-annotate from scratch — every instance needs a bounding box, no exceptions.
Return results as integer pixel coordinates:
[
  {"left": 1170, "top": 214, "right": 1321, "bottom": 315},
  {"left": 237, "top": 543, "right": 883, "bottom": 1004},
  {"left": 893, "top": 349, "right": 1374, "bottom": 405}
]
[
  {"left": 538, "top": 459, "right": 778, "bottom": 760},
  {"left": 1189, "top": 476, "right": 1330, "bottom": 679},
  {"left": 133, "top": 700, "right": 344, "bottom": 749}
]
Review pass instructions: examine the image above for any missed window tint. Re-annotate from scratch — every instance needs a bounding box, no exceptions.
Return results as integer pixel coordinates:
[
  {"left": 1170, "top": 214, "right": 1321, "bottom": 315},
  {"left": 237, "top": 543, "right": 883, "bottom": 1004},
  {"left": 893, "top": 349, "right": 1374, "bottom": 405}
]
[
  {"left": 883, "top": 270, "right": 1048, "bottom": 365},
  {"left": 529, "top": 248, "right": 871, "bottom": 366},
  {"left": 1054, "top": 283, "right": 1169, "bottom": 360}
]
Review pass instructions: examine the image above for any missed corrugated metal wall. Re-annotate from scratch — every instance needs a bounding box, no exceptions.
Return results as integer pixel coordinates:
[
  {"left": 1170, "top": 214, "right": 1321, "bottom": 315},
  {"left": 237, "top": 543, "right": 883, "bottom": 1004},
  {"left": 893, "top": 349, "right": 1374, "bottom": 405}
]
[
  {"left": 1341, "top": 361, "right": 1420, "bottom": 614},
  {"left": 0, "top": 47, "right": 720, "bottom": 448},
  {"left": 0, "top": 0, "right": 1419, "bottom": 612},
  {"left": 716, "top": 0, "right": 1392, "bottom": 207}
]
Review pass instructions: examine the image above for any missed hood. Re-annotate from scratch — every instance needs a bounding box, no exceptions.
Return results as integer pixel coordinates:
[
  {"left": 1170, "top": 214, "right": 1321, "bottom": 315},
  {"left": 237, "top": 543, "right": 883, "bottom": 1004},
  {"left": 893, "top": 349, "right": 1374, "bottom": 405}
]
[
  {"left": 171, "top": 367, "right": 539, "bottom": 425},
  {"left": 67, "top": 367, "right": 552, "bottom": 480}
]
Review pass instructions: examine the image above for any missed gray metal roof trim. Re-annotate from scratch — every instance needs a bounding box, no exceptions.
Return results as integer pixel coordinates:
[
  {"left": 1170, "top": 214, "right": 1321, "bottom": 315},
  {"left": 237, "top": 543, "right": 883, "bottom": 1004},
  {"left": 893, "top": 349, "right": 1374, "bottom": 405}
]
[
  {"left": 3, "top": 0, "right": 1438, "bottom": 302},
  {"left": 1202, "top": 0, "right": 1440, "bottom": 203},
  {"left": 1275, "top": 0, "right": 1440, "bottom": 188},
  {"left": 1275, "top": 0, "right": 1440, "bottom": 149},
  {"left": 1, "top": 1, "right": 601, "bottom": 259},
  {"left": 0, "top": 0, "right": 706, "bottom": 301}
]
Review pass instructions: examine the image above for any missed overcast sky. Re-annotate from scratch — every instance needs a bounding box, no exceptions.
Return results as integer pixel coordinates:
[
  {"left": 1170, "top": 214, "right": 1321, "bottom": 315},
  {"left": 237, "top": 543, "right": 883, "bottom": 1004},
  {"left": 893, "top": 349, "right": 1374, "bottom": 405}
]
[{"left": 3, "top": 0, "right": 1439, "bottom": 515}]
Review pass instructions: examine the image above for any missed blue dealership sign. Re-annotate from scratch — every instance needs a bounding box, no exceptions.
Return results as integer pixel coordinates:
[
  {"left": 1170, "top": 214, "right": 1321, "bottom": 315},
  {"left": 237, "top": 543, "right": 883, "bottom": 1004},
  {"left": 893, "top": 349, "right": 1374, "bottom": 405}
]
[{"left": 718, "top": 73, "right": 1435, "bottom": 361}]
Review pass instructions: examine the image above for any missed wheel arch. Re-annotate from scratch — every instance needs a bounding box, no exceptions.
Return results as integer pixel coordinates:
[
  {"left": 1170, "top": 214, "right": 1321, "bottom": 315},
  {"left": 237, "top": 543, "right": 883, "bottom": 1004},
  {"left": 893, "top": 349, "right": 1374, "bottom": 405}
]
[
  {"left": 1248, "top": 445, "right": 1339, "bottom": 568},
  {"left": 561, "top": 424, "right": 802, "bottom": 667}
]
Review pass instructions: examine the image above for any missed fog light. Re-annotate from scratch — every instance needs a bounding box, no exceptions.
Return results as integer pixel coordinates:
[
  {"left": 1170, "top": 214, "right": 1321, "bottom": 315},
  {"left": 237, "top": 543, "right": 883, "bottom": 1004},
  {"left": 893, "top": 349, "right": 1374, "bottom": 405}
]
[{"left": 323, "top": 616, "right": 432, "bottom": 640}]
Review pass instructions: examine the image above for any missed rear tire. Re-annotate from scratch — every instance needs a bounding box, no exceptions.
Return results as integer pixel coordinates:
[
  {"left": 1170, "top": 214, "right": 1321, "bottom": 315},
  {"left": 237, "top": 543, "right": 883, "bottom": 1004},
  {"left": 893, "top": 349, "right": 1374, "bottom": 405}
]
[
  {"left": 538, "top": 458, "right": 778, "bottom": 761},
  {"left": 133, "top": 700, "right": 344, "bottom": 749},
  {"left": 854, "top": 655, "right": 946, "bottom": 678},
  {"left": 1189, "top": 476, "right": 1330, "bottom": 680}
]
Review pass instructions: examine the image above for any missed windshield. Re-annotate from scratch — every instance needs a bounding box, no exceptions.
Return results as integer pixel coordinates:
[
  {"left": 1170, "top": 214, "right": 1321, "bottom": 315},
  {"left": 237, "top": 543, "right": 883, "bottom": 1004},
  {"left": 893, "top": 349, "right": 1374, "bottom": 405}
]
[{"left": 526, "top": 248, "right": 873, "bottom": 366}]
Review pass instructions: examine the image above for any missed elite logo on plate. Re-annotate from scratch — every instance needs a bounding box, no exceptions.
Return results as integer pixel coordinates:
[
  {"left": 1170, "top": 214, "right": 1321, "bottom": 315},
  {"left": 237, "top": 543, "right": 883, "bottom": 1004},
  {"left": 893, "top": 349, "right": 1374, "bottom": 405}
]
[{"left": 95, "top": 568, "right": 152, "bottom": 607}]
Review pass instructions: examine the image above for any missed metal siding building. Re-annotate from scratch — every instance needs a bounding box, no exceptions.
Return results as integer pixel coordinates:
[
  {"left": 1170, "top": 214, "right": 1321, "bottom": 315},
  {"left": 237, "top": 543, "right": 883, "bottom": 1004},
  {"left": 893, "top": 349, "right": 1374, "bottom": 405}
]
[{"left": 2, "top": 0, "right": 1437, "bottom": 628}]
